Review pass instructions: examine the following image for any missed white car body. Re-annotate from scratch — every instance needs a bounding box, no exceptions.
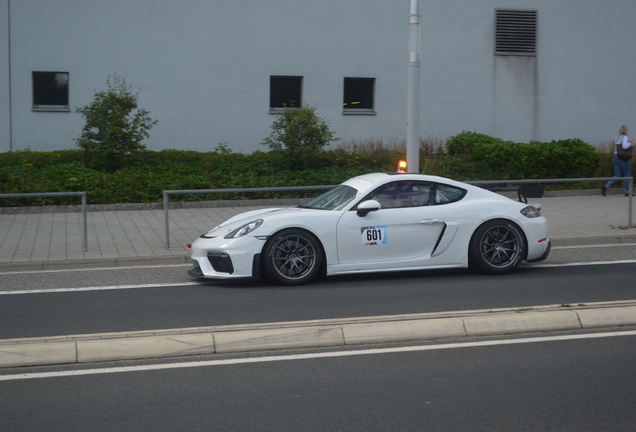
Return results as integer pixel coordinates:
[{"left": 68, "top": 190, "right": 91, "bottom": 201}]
[{"left": 188, "top": 173, "right": 550, "bottom": 285}]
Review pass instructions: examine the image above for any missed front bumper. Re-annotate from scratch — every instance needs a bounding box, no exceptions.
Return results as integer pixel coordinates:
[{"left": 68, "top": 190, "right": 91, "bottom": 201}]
[{"left": 188, "top": 235, "right": 266, "bottom": 280}]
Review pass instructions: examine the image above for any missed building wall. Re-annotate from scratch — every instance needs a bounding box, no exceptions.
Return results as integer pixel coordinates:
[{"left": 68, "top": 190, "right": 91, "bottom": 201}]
[{"left": 1, "top": 0, "right": 635, "bottom": 154}]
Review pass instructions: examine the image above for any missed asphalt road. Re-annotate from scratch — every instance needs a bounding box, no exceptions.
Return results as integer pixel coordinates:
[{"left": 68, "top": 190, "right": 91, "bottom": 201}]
[
  {"left": 2, "top": 330, "right": 635, "bottom": 431},
  {"left": 1, "top": 244, "right": 635, "bottom": 339}
]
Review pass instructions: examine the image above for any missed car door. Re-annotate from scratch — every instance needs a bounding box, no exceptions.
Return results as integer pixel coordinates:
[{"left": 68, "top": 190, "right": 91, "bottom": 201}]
[{"left": 335, "top": 181, "right": 445, "bottom": 265}]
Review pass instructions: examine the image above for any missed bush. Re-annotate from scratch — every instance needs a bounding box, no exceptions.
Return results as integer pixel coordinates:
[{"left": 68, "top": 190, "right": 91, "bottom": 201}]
[
  {"left": 449, "top": 133, "right": 600, "bottom": 180},
  {"left": 75, "top": 74, "right": 158, "bottom": 172},
  {"left": 261, "top": 104, "right": 338, "bottom": 169},
  {"left": 445, "top": 131, "right": 502, "bottom": 156}
]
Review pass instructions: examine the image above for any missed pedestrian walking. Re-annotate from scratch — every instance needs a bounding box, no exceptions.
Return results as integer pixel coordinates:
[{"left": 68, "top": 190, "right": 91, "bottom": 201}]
[{"left": 602, "top": 125, "right": 634, "bottom": 197}]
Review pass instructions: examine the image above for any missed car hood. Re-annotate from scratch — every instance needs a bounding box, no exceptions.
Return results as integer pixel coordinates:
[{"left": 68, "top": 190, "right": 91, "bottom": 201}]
[{"left": 221, "top": 207, "right": 286, "bottom": 226}]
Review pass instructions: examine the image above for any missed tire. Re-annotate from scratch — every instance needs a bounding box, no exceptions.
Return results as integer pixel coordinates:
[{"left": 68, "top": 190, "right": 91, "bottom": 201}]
[
  {"left": 263, "top": 229, "right": 323, "bottom": 285},
  {"left": 470, "top": 219, "right": 525, "bottom": 275}
]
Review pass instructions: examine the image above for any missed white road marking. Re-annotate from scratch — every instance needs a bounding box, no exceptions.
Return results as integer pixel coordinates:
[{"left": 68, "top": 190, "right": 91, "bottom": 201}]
[
  {"left": 1, "top": 259, "right": 635, "bottom": 295},
  {"left": 0, "top": 264, "right": 190, "bottom": 275},
  {"left": 0, "top": 282, "right": 200, "bottom": 295},
  {"left": 530, "top": 259, "right": 636, "bottom": 268},
  {"left": 2, "top": 330, "right": 635, "bottom": 382},
  {"left": 552, "top": 243, "right": 636, "bottom": 250}
]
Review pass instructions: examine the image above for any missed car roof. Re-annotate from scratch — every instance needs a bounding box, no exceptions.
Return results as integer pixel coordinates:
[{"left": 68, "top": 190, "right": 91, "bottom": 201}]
[
  {"left": 346, "top": 172, "right": 504, "bottom": 200},
  {"left": 350, "top": 172, "right": 464, "bottom": 186}
]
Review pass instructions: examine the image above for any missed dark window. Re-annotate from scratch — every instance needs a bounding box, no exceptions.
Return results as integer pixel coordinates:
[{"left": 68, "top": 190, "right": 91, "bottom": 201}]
[
  {"left": 32, "top": 71, "right": 70, "bottom": 110},
  {"left": 495, "top": 10, "right": 537, "bottom": 56},
  {"left": 270, "top": 76, "right": 302, "bottom": 110},
  {"left": 343, "top": 77, "right": 375, "bottom": 114},
  {"left": 363, "top": 181, "right": 432, "bottom": 209}
]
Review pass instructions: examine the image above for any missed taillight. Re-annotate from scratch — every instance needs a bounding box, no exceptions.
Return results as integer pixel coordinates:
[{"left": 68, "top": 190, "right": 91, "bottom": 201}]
[{"left": 520, "top": 206, "right": 541, "bottom": 218}]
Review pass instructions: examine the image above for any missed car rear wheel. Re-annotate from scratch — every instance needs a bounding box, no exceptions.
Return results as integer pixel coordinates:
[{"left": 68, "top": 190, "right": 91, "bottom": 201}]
[
  {"left": 263, "top": 229, "right": 323, "bottom": 285},
  {"left": 470, "top": 219, "right": 525, "bottom": 275}
]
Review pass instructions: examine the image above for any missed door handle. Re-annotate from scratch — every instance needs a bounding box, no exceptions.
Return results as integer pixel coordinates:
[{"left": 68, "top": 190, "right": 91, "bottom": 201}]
[{"left": 420, "top": 218, "right": 441, "bottom": 224}]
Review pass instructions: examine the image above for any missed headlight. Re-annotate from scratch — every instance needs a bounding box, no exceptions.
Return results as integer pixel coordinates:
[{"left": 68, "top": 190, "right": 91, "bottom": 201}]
[
  {"left": 520, "top": 206, "right": 541, "bottom": 218},
  {"left": 224, "top": 219, "right": 263, "bottom": 239}
]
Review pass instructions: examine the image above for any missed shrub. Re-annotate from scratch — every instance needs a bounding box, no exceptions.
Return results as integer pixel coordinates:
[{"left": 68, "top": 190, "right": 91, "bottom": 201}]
[
  {"left": 75, "top": 74, "right": 158, "bottom": 172},
  {"left": 448, "top": 133, "right": 600, "bottom": 180},
  {"left": 0, "top": 135, "right": 608, "bottom": 206},
  {"left": 261, "top": 104, "right": 337, "bottom": 169},
  {"left": 445, "top": 131, "right": 502, "bottom": 156}
]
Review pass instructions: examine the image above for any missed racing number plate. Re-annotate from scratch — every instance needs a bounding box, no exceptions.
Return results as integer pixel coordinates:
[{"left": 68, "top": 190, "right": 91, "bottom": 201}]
[{"left": 361, "top": 226, "right": 387, "bottom": 246}]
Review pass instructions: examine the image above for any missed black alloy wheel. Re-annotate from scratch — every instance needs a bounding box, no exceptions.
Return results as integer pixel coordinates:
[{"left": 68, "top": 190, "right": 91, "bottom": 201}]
[
  {"left": 470, "top": 219, "right": 525, "bottom": 275},
  {"left": 263, "top": 229, "right": 323, "bottom": 285}
]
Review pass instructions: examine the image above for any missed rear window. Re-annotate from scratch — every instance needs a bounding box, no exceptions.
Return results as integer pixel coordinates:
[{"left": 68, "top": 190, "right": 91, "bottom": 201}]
[{"left": 434, "top": 184, "right": 466, "bottom": 204}]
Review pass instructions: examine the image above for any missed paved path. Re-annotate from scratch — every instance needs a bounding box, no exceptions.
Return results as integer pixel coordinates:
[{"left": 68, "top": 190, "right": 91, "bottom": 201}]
[{"left": 0, "top": 192, "right": 635, "bottom": 271}]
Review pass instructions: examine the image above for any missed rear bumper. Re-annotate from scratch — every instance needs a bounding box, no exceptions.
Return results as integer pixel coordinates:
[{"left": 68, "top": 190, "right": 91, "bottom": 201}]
[{"left": 526, "top": 240, "right": 551, "bottom": 263}]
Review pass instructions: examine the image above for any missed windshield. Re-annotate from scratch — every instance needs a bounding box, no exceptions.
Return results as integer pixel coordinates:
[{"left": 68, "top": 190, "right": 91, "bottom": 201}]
[{"left": 301, "top": 185, "right": 359, "bottom": 210}]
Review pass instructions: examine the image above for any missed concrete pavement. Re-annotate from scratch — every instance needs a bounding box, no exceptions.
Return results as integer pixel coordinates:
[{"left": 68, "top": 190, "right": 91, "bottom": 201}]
[{"left": 1, "top": 190, "right": 635, "bottom": 368}]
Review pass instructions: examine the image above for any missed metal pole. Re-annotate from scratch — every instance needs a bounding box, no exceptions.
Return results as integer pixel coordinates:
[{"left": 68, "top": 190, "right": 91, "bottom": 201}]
[
  {"left": 82, "top": 192, "right": 87, "bottom": 251},
  {"left": 406, "top": 0, "right": 421, "bottom": 173},
  {"left": 164, "top": 191, "right": 170, "bottom": 248},
  {"left": 7, "top": 0, "right": 13, "bottom": 152},
  {"left": 629, "top": 177, "right": 633, "bottom": 228}
]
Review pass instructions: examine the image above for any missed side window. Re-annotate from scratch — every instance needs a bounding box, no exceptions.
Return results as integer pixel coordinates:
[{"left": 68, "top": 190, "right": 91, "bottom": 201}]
[
  {"left": 364, "top": 181, "right": 432, "bottom": 209},
  {"left": 269, "top": 76, "right": 302, "bottom": 112},
  {"left": 32, "top": 71, "right": 70, "bottom": 111},
  {"left": 433, "top": 184, "right": 466, "bottom": 204}
]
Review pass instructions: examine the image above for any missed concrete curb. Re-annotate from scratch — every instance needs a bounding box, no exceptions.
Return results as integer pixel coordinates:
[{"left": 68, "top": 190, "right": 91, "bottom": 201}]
[{"left": 2, "top": 300, "right": 635, "bottom": 368}]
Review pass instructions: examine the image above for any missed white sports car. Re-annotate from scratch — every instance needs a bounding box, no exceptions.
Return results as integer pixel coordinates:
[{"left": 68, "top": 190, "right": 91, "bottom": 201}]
[{"left": 188, "top": 172, "right": 550, "bottom": 285}]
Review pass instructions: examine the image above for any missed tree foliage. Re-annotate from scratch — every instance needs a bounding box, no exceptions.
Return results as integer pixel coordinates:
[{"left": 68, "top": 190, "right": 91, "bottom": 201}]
[
  {"left": 75, "top": 74, "right": 158, "bottom": 172},
  {"left": 261, "top": 104, "right": 337, "bottom": 169}
]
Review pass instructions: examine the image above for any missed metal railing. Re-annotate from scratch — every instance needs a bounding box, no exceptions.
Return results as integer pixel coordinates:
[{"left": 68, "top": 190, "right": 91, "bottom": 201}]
[
  {"left": 466, "top": 177, "right": 633, "bottom": 229},
  {"left": 162, "top": 177, "right": 633, "bottom": 248},
  {"left": 163, "top": 186, "right": 335, "bottom": 247},
  {"left": 0, "top": 192, "right": 88, "bottom": 251}
]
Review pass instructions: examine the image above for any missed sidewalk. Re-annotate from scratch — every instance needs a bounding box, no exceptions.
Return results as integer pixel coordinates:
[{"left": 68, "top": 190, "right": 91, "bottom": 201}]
[{"left": 0, "top": 190, "right": 635, "bottom": 271}]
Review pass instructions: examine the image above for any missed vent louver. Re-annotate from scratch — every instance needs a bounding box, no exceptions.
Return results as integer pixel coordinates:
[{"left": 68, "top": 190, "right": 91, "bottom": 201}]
[{"left": 495, "top": 10, "right": 537, "bottom": 56}]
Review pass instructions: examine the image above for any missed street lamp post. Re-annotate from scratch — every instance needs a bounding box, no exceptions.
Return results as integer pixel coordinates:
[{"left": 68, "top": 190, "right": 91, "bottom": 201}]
[{"left": 406, "top": 0, "right": 421, "bottom": 173}]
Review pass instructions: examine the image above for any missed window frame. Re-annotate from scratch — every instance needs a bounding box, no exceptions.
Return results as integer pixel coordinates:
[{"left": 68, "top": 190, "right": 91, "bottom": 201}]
[
  {"left": 343, "top": 77, "right": 376, "bottom": 115},
  {"left": 269, "top": 75, "right": 303, "bottom": 113},
  {"left": 32, "top": 71, "right": 70, "bottom": 112},
  {"left": 357, "top": 180, "right": 434, "bottom": 209}
]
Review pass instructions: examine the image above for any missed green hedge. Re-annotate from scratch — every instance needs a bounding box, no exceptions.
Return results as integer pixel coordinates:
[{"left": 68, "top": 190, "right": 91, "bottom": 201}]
[
  {"left": 0, "top": 133, "right": 612, "bottom": 206},
  {"left": 443, "top": 132, "right": 601, "bottom": 180}
]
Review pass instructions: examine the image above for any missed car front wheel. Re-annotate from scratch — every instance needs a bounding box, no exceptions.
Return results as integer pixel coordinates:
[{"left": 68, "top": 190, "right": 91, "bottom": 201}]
[
  {"left": 263, "top": 229, "right": 323, "bottom": 285},
  {"left": 470, "top": 219, "right": 525, "bottom": 275}
]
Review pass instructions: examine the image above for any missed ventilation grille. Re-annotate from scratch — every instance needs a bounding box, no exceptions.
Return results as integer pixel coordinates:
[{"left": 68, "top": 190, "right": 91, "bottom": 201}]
[{"left": 495, "top": 10, "right": 537, "bottom": 56}]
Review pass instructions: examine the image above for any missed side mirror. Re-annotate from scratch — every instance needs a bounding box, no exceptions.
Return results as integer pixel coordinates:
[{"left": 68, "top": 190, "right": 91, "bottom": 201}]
[{"left": 356, "top": 200, "right": 381, "bottom": 217}]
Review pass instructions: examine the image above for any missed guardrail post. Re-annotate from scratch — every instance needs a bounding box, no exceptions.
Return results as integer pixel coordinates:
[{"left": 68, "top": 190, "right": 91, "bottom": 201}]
[
  {"left": 82, "top": 192, "right": 87, "bottom": 252},
  {"left": 629, "top": 177, "right": 633, "bottom": 228},
  {"left": 164, "top": 191, "right": 170, "bottom": 248}
]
